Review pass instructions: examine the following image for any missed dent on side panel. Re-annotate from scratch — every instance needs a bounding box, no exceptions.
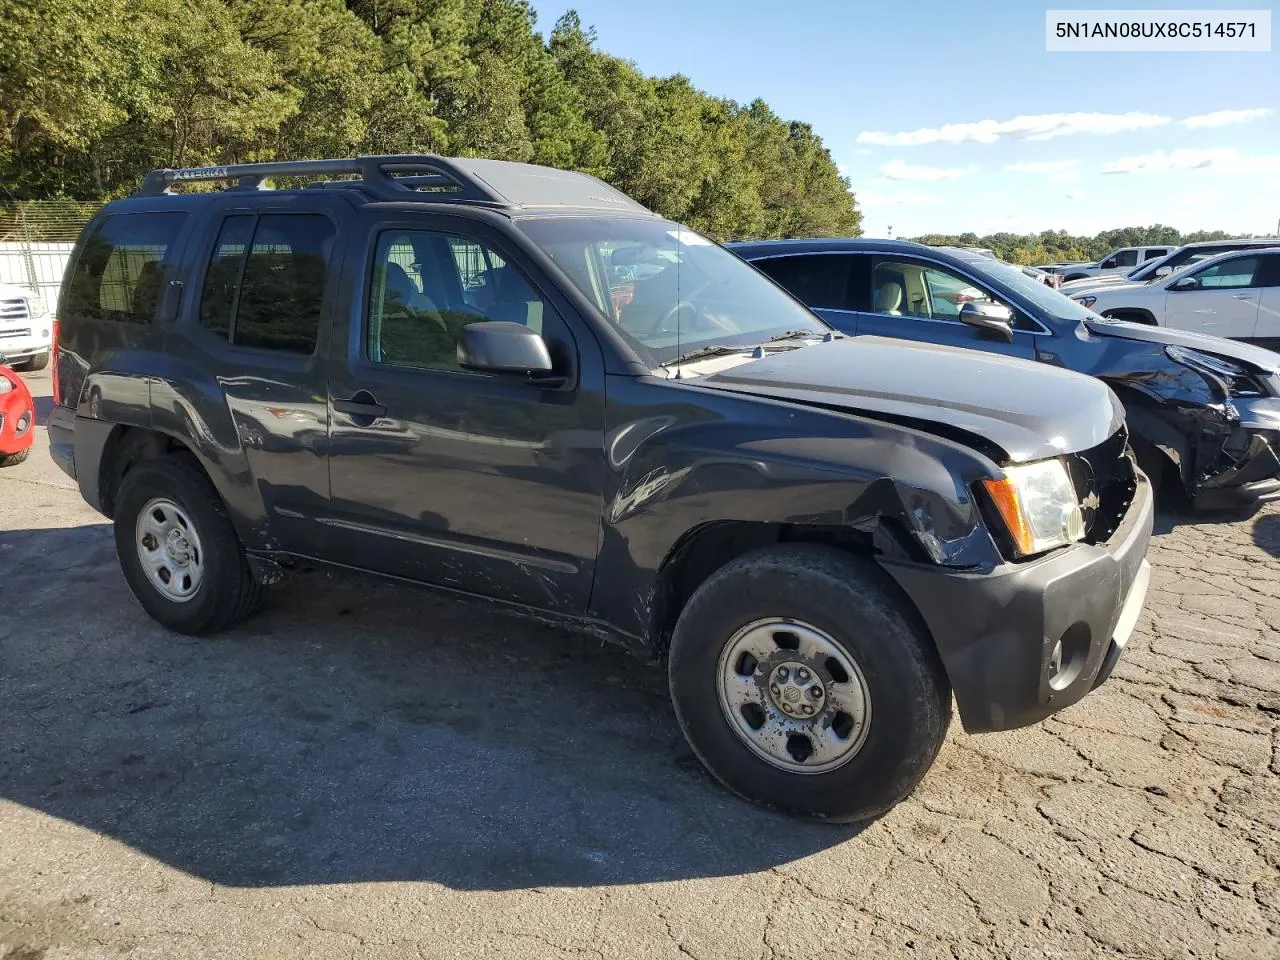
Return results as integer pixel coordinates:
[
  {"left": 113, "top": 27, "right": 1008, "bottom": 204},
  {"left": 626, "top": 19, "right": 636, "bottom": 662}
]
[
  {"left": 148, "top": 354, "right": 266, "bottom": 547},
  {"left": 591, "top": 377, "right": 1002, "bottom": 643}
]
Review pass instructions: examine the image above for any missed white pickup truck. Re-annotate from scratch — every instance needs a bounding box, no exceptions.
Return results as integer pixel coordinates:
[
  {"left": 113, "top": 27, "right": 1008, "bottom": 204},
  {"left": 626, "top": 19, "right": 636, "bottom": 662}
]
[
  {"left": 0, "top": 282, "right": 54, "bottom": 370},
  {"left": 1059, "top": 246, "right": 1175, "bottom": 282}
]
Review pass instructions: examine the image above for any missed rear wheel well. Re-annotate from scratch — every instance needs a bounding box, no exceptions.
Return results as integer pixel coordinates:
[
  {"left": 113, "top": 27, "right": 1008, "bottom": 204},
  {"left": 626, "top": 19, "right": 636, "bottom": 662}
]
[
  {"left": 648, "top": 520, "right": 921, "bottom": 658},
  {"left": 99, "top": 427, "right": 196, "bottom": 518}
]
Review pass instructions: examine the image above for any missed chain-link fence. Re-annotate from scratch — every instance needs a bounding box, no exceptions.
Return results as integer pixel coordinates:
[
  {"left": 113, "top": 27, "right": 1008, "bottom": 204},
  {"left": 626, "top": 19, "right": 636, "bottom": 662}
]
[{"left": 0, "top": 200, "right": 100, "bottom": 312}]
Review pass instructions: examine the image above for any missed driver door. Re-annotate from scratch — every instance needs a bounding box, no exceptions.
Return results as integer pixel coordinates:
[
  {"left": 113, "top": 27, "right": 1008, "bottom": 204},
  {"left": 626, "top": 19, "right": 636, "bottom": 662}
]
[
  {"left": 853, "top": 255, "right": 1038, "bottom": 360},
  {"left": 323, "top": 212, "right": 607, "bottom": 612},
  {"left": 1163, "top": 255, "right": 1262, "bottom": 339}
]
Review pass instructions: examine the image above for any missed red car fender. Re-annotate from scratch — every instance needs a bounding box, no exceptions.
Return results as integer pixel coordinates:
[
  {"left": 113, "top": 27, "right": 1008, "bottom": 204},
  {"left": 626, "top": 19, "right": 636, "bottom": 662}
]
[{"left": 0, "top": 363, "right": 36, "bottom": 461}]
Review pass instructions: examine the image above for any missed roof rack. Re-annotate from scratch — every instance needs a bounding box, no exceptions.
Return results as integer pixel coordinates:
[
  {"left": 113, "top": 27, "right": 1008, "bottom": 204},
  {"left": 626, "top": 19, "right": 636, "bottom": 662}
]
[{"left": 134, "top": 155, "right": 654, "bottom": 215}]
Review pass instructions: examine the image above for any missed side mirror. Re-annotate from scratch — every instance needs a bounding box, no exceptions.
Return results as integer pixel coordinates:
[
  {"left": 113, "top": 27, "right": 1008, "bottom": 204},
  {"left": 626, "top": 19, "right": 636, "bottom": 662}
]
[
  {"left": 1171, "top": 276, "right": 1198, "bottom": 291},
  {"left": 457, "top": 321, "right": 562, "bottom": 382},
  {"left": 1155, "top": 266, "right": 1173, "bottom": 277},
  {"left": 959, "top": 301, "right": 1015, "bottom": 343}
]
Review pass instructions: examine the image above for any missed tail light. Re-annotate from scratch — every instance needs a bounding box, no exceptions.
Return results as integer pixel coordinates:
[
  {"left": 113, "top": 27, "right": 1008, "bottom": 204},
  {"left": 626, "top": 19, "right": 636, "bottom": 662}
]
[{"left": 51, "top": 319, "right": 61, "bottom": 406}]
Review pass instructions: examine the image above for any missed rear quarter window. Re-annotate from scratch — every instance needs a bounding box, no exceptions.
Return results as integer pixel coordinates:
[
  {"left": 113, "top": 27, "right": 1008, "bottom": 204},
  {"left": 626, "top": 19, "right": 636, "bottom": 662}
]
[{"left": 62, "top": 213, "right": 186, "bottom": 324}]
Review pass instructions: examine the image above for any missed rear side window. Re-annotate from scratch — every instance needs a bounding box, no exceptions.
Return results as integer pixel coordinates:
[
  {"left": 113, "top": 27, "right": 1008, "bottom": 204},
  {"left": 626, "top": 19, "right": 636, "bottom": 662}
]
[
  {"left": 63, "top": 213, "right": 186, "bottom": 324},
  {"left": 197, "top": 213, "right": 335, "bottom": 354},
  {"left": 753, "top": 254, "right": 854, "bottom": 310},
  {"left": 1143, "top": 249, "right": 1167, "bottom": 260}
]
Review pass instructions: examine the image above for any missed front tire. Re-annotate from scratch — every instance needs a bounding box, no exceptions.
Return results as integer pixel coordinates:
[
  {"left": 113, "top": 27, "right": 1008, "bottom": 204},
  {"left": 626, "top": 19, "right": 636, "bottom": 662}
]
[
  {"left": 113, "top": 455, "right": 263, "bottom": 634},
  {"left": 21, "top": 350, "right": 50, "bottom": 372},
  {"left": 0, "top": 449, "right": 30, "bottom": 467},
  {"left": 668, "top": 544, "right": 951, "bottom": 822}
]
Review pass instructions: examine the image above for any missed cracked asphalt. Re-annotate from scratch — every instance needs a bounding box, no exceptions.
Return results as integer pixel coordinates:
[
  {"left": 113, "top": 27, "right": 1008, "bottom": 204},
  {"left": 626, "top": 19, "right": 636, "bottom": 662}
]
[{"left": 2, "top": 368, "right": 1278, "bottom": 960}]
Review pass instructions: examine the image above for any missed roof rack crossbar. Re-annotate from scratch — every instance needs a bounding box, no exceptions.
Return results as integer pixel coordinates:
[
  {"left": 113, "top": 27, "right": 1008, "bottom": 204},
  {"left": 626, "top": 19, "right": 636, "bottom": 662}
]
[{"left": 135, "top": 155, "right": 505, "bottom": 204}]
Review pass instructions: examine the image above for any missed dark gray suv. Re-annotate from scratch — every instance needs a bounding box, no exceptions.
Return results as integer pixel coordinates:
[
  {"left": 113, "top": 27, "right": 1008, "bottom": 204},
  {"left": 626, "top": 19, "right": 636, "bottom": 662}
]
[{"left": 48, "top": 156, "right": 1152, "bottom": 821}]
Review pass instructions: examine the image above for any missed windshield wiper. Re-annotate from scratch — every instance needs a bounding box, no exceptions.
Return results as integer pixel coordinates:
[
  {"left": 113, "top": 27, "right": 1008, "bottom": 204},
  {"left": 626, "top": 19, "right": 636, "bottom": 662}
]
[{"left": 660, "top": 330, "right": 840, "bottom": 369}]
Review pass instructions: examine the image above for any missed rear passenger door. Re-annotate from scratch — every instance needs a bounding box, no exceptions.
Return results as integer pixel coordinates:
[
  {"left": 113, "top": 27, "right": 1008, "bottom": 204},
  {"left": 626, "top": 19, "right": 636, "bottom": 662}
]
[
  {"left": 750, "top": 254, "right": 860, "bottom": 333},
  {"left": 1249, "top": 253, "right": 1280, "bottom": 347},
  {"left": 157, "top": 197, "right": 350, "bottom": 558},
  {"left": 322, "top": 211, "right": 606, "bottom": 612}
]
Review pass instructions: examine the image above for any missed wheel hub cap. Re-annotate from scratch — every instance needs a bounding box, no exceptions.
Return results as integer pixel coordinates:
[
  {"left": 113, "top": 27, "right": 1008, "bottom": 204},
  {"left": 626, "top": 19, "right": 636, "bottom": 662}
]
[
  {"left": 767, "top": 661, "right": 825, "bottom": 718},
  {"left": 716, "top": 618, "right": 872, "bottom": 775},
  {"left": 135, "top": 498, "right": 205, "bottom": 603}
]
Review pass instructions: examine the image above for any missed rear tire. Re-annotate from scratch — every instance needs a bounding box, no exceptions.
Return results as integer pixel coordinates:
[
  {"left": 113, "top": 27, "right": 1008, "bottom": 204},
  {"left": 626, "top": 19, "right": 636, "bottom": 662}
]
[
  {"left": 113, "top": 455, "right": 263, "bottom": 634},
  {"left": 0, "top": 449, "right": 30, "bottom": 467},
  {"left": 668, "top": 544, "right": 951, "bottom": 822}
]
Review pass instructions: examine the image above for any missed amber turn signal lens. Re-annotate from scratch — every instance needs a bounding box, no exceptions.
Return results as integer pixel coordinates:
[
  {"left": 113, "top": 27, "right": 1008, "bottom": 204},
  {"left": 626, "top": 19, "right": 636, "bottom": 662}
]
[{"left": 982, "top": 476, "right": 1035, "bottom": 556}]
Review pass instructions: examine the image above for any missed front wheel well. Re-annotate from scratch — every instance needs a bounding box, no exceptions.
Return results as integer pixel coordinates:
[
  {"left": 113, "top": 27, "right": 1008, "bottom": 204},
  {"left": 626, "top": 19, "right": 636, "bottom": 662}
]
[
  {"left": 98, "top": 427, "right": 197, "bottom": 518},
  {"left": 1101, "top": 308, "right": 1157, "bottom": 325},
  {"left": 648, "top": 520, "right": 922, "bottom": 658}
]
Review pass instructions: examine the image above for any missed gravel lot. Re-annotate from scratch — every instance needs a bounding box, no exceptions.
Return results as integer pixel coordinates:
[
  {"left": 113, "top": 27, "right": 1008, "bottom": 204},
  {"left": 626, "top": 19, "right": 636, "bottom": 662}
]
[{"left": 2, "top": 368, "right": 1278, "bottom": 960}]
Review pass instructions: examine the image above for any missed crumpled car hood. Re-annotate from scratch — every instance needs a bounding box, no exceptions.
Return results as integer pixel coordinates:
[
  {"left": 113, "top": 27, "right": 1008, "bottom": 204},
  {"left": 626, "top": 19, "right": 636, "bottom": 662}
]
[
  {"left": 694, "top": 336, "right": 1124, "bottom": 463},
  {"left": 1085, "top": 317, "right": 1280, "bottom": 374}
]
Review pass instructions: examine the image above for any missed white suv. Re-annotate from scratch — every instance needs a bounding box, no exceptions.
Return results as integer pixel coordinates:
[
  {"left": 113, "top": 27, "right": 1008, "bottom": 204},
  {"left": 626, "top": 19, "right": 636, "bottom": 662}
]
[
  {"left": 1071, "top": 248, "right": 1280, "bottom": 343},
  {"left": 0, "top": 282, "right": 54, "bottom": 370},
  {"left": 1060, "top": 246, "right": 1174, "bottom": 282}
]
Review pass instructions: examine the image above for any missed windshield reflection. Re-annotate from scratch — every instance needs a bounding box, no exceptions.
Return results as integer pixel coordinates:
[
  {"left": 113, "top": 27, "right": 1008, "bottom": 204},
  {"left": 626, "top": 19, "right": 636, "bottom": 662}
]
[{"left": 516, "top": 217, "right": 826, "bottom": 368}]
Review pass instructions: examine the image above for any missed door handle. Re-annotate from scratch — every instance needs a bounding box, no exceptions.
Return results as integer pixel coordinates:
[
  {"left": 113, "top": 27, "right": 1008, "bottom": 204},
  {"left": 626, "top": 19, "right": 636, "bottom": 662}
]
[
  {"left": 1232, "top": 293, "right": 1255, "bottom": 299},
  {"left": 333, "top": 390, "right": 386, "bottom": 424}
]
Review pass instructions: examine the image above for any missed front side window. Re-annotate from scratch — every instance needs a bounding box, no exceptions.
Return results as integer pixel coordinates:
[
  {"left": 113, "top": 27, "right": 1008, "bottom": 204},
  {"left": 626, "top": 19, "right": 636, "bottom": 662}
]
[
  {"left": 196, "top": 213, "right": 335, "bottom": 353},
  {"left": 753, "top": 255, "right": 854, "bottom": 310},
  {"left": 366, "top": 230, "right": 553, "bottom": 372},
  {"left": 1186, "top": 256, "right": 1261, "bottom": 290},
  {"left": 514, "top": 217, "right": 826, "bottom": 368},
  {"left": 870, "top": 258, "right": 1034, "bottom": 329},
  {"left": 63, "top": 213, "right": 186, "bottom": 325}
]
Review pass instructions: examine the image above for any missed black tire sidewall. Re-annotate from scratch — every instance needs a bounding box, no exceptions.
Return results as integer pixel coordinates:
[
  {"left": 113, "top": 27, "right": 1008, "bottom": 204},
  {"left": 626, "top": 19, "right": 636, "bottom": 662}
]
[
  {"left": 113, "top": 456, "right": 249, "bottom": 634},
  {"left": 668, "top": 546, "right": 950, "bottom": 821}
]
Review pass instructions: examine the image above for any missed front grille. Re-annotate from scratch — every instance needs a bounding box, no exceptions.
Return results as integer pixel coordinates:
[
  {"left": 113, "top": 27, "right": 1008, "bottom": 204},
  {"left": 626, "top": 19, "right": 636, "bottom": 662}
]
[
  {"left": 1066, "top": 427, "right": 1137, "bottom": 544},
  {"left": 0, "top": 298, "right": 30, "bottom": 322},
  {"left": 0, "top": 328, "right": 31, "bottom": 339}
]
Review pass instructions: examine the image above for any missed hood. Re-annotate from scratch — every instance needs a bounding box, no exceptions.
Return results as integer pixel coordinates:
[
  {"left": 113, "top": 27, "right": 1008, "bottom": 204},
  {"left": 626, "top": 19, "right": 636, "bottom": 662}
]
[
  {"left": 1060, "top": 274, "right": 1134, "bottom": 292},
  {"left": 695, "top": 337, "right": 1124, "bottom": 463},
  {"left": 1085, "top": 317, "right": 1280, "bottom": 374}
]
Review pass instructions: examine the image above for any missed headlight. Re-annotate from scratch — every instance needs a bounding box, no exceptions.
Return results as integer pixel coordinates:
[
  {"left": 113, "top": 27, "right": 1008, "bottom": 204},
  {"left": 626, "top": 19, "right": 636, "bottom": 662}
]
[
  {"left": 1074, "top": 295, "right": 1097, "bottom": 308},
  {"left": 982, "top": 459, "right": 1084, "bottom": 557},
  {"left": 0, "top": 376, "right": 12, "bottom": 395},
  {"left": 27, "top": 296, "right": 49, "bottom": 319},
  {"left": 1165, "top": 345, "right": 1267, "bottom": 398}
]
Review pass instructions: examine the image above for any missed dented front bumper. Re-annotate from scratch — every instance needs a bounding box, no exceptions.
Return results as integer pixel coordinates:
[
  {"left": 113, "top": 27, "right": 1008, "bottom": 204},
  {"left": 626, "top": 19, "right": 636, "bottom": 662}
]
[{"left": 1194, "top": 396, "right": 1280, "bottom": 510}]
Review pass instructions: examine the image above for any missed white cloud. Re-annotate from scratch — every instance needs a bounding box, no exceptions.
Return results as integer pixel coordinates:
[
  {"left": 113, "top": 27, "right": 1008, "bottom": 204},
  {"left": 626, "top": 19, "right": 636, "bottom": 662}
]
[
  {"left": 1004, "top": 160, "right": 1080, "bottom": 182},
  {"left": 856, "top": 111, "right": 1169, "bottom": 147},
  {"left": 1102, "top": 147, "right": 1280, "bottom": 175},
  {"left": 879, "top": 159, "right": 969, "bottom": 182},
  {"left": 858, "top": 188, "right": 937, "bottom": 207},
  {"left": 1063, "top": 188, "right": 1089, "bottom": 200},
  {"left": 1181, "top": 108, "right": 1274, "bottom": 128}
]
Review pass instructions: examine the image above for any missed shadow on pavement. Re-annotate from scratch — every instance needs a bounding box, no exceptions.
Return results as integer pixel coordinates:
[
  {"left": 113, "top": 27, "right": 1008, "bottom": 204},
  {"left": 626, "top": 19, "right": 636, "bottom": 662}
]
[
  {"left": 1254, "top": 513, "right": 1280, "bottom": 558},
  {"left": 0, "top": 523, "right": 860, "bottom": 892}
]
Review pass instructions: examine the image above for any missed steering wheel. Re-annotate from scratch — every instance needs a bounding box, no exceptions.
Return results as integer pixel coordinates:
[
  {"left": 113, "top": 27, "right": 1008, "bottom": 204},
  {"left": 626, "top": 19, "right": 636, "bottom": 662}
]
[{"left": 647, "top": 279, "right": 725, "bottom": 337}]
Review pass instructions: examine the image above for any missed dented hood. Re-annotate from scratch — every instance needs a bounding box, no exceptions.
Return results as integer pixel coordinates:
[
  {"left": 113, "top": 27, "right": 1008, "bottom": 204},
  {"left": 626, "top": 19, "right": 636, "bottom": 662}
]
[
  {"left": 695, "top": 336, "right": 1124, "bottom": 463},
  {"left": 1085, "top": 317, "right": 1280, "bottom": 374}
]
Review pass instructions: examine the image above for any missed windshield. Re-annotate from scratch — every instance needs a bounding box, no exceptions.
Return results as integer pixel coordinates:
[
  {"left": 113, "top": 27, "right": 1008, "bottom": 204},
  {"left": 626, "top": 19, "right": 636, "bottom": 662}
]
[
  {"left": 962, "top": 256, "right": 1098, "bottom": 324},
  {"left": 515, "top": 217, "right": 827, "bottom": 367}
]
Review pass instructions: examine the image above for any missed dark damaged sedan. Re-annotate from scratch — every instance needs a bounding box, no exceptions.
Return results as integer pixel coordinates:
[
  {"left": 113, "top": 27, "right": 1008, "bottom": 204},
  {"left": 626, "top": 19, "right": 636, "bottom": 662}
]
[{"left": 732, "top": 239, "right": 1280, "bottom": 510}]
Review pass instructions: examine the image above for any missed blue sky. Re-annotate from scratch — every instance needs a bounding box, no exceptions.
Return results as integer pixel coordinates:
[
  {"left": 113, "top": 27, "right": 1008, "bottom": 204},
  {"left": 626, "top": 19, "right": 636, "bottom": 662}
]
[{"left": 528, "top": 0, "right": 1279, "bottom": 238}]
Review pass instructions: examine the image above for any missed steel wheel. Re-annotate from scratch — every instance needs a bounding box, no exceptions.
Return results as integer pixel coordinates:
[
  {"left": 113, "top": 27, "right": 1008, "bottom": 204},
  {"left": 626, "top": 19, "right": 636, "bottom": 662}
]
[
  {"left": 716, "top": 617, "right": 872, "bottom": 774},
  {"left": 135, "top": 497, "right": 205, "bottom": 603}
]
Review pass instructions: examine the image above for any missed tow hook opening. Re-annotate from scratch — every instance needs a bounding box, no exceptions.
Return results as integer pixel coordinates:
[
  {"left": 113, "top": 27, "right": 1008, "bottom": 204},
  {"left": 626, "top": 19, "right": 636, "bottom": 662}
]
[{"left": 1047, "top": 622, "right": 1091, "bottom": 691}]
